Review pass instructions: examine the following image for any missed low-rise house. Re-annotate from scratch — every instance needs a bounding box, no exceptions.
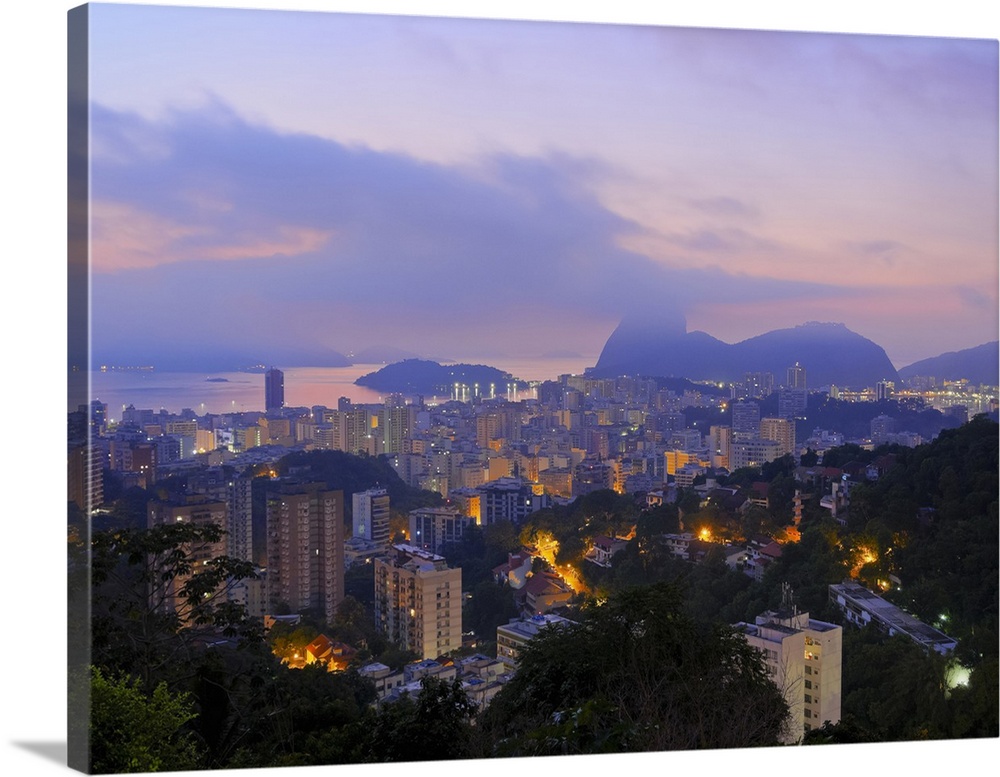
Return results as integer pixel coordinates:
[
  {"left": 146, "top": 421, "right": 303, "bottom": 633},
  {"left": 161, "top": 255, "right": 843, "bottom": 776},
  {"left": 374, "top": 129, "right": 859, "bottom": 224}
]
[
  {"left": 743, "top": 537, "right": 783, "bottom": 581},
  {"left": 645, "top": 486, "right": 678, "bottom": 507},
  {"left": 662, "top": 531, "right": 695, "bottom": 559},
  {"left": 521, "top": 570, "right": 574, "bottom": 615},
  {"left": 749, "top": 481, "right": 770, "bottom": 509},
  {"left": 496, "top": 613, "right": 575, "bottom": 671},
  {"left": 344, "top": 536, "right": 384, "bottom": 568},
  {"left": 403, "top": 658, "right": 458, "bottom": 684},
  {"left": 263, "top": 614, "right": 302, "bottom": 632},
  {"left": 584, "top": 534, "right": 629, "bottom": 568},
  {"left": 305, "top": 636, "right": 358, "bottom": 670},
  {"left": 358, "top": 662, "right": 406, "bottom": 699},
  {"left": 461, "top": 675, "right": 503, "bottom": 711},
  {"left": 305, "top": 635, "right": 334, "bottom": 665},
  {"left": 492, "top": 550, "right": 532, "bottom": 589},
  {"left": 702, "top": 487, "right": 747, "bottom": 513},
  {"left": 829, "top": 580, "right": 958, "bottom": 655}
]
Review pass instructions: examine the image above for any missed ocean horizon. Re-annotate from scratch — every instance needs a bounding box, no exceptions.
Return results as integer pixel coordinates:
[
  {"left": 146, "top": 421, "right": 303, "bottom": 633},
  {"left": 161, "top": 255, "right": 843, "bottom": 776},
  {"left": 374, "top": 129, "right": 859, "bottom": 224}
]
[{"left": 75, "top": 356, "right": 597, "bottom": 421}]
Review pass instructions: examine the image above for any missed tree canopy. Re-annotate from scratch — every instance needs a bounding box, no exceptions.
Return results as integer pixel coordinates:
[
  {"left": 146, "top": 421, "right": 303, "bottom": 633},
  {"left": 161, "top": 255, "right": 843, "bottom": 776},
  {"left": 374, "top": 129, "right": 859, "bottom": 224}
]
[{"left": 478, "top": 582, "right": 789, "bottom": 755}]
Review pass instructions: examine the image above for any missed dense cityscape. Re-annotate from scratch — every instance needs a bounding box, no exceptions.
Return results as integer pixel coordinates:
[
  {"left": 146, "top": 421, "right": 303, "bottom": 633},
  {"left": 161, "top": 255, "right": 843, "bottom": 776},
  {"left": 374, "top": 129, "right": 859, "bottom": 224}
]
[{"left": 68, "top": 356, "right": 999, "bottom": 770}]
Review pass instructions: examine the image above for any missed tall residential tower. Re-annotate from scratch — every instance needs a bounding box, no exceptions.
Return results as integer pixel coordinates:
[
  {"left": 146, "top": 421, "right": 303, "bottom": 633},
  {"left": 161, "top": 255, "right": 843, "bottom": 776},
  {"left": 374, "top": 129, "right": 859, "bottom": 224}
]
[{"left": 265, "top": 367, "right": 285, "bottom": 412}]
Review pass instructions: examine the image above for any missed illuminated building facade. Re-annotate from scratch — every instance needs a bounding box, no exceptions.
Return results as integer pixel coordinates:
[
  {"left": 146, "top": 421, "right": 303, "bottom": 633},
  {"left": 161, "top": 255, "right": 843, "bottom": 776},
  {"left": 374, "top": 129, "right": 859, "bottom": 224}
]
[
  {"left": 760, "top": 416, "right": 795, "bottom": 458},
  {"left": 374, "top": 544, "right": 462, "bottom": 660},
  {"left": 730, "top": 438, "right": 782, "bottom": 471},
  {"left": 734, "top": 591, "right": 842, "bottom": 743}
]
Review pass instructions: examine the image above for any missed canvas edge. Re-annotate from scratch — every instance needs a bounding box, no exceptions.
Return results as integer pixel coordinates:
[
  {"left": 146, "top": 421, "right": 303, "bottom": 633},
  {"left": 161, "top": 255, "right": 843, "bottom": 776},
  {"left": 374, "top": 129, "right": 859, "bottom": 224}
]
[{"left": 68, "top": 3, "right": 92, "bottom": 773}]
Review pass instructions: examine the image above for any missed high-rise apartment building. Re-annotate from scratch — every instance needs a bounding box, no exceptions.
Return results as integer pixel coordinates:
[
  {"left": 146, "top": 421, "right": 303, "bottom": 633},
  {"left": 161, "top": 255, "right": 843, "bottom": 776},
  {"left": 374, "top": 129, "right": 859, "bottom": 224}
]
[
  {"left": 409, "top": 505, "right": 476, "bottom": 553},
  {"left": 68, "top": 442, "right": 104, "bottom": 512},
  {"left": 870, "top": 414, "right": 897, "bottom": 446},
  {"left": 265, "top": 367, "right": 284, "bottom": 412},
  {"left": 376, "top": 403, "right": 415, "bottom": 455},
  {"left": 778, "top": 387, "right": 809, "bottom": 420},
  {"left": 477, "top": 477, "right": 549, "bottom": 525},
  {"left": 734, "top": 588, "right": 842, "bottom": 743},
  {"left": 265, "top": 481, "right": 344, "bottom": 622},
  {"left": 187, "top": 467, "right": 254, "bottom": 564},
  {"left": 786, "top": 362, "right": 807, "bottom": 389},
  {"left": 708, "top": 425, "right": 732, "bottom": 470},
  {"left": 374, "top": 544, "right": 462, "bottom": 660},
  {"left": 352, "top": 487, "right": 390, "bottom": 546},
  {"left": 341, "top": 407, "right": 375, "bottom": 455},
  {"left": 741, "top": 371, "right": 775, "bottom": 400},
  {"left": 147, "top": 496, "right": 228, "bottom": 618},
  {"left": 875, "top": 380, "right": 894, "bottom": 402},
  {"left": 730, "top": 438, "right": 783, "bottom": 471},
  {"left": 760, "top": 417, "right": 795, "bottom": 458},
  {"left": 731, "top": 400, "right": 761, "bottom": 441}
]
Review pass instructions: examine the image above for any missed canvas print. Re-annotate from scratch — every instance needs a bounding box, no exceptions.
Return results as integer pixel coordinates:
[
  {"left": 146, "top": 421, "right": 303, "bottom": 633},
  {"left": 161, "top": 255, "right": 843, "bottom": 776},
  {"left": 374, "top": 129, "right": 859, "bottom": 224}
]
[{"left": 67, "top": 2, "right": 999, "bottom": 774}]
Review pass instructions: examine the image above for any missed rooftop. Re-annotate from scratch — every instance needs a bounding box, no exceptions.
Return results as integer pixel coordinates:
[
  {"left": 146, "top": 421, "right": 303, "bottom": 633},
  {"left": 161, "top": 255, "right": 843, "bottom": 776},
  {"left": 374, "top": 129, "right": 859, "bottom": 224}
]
[{"left": 830, "top": 581, "right": 957, "bottom": 653}]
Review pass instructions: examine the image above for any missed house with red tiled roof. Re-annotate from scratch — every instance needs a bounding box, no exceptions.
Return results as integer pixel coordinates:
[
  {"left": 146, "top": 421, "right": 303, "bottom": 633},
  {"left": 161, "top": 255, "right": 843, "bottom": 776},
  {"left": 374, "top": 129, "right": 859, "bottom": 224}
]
[
  {"left": 305, "top": 635, "right": 358, "bottom": 670},
  {"left": 305, "top": 635, "right": 334, "bottom": 665},
  {"left": 521, "top": 570, "right": 574, "bottom": 615}
]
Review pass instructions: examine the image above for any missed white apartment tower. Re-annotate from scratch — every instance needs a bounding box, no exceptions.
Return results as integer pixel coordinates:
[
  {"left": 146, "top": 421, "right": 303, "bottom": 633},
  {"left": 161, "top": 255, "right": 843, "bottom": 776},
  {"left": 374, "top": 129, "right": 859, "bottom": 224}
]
[
  {"left": 734, "top": 586, "right": 842, "bottom": 743},
  {"left": 352, "top": 487, "right": 391, "bottom": 547}
]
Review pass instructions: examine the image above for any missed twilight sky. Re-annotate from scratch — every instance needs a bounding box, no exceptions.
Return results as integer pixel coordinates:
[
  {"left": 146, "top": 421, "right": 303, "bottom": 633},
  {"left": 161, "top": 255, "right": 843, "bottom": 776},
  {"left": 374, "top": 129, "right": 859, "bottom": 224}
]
[{"left": 85, "top": 2, "right": 999, "bottom": 370}]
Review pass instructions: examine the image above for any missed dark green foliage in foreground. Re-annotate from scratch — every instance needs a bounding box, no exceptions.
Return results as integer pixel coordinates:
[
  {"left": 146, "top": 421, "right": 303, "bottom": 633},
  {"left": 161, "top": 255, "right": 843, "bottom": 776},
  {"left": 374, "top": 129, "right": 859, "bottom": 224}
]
[
  {"left": 361, "top": 677, "right": 479, "bottom": 762},
  {"left": 89, "top": 668, "right": 201, "bottom": 774},
  {"left": 852, "top": 416, "right": 999, "bottom": 642},
  {"left": 90, "top": 522, "right": 262, "bottom": 690},
  {"left": 478, "top": 582, "right": 789, "bottom": 755},
  {"left": 805, "top": 624, "right": 999, "bottom": 744}
]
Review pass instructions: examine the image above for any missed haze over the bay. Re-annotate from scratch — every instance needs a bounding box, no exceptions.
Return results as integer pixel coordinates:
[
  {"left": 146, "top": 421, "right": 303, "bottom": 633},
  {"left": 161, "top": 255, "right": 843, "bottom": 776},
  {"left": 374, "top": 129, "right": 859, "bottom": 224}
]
[{"left": 86, "top": 3, "right": 998, "bottom": 371}]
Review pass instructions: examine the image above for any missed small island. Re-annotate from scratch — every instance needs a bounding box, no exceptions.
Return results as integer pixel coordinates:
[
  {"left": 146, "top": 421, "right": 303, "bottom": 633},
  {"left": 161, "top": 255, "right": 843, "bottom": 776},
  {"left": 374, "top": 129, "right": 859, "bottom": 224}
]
[
  {"left": 205, "top": 377, "right": 230, "bottom": 382},
  {"left": 355, "top": 358, "right": 528, "bottom": 396}
]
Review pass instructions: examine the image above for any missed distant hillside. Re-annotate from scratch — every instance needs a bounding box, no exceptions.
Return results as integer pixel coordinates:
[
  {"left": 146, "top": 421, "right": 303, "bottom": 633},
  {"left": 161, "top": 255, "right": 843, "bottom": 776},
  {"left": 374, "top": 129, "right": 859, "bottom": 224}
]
[
  {"left": 94, "top": 345, "right": 351, "bottom": 372},
  {"left": 355, "top": 358, "right": 528, "bottom": 395},
  {"left": 592, "top": 316, "right": 898, "bottom": 388},
  {"left": 898, "top": 342, "right": 999, "bottom": 385},
  {"left": 349, "top": 345, "right": 421, "bottom": 364}
]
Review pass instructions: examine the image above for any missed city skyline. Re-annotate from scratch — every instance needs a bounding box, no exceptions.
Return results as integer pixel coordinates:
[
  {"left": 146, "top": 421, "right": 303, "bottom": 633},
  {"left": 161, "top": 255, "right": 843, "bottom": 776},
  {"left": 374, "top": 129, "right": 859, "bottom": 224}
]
[{"left": 84, "top": 2, "right": 997, "bottom": 372}]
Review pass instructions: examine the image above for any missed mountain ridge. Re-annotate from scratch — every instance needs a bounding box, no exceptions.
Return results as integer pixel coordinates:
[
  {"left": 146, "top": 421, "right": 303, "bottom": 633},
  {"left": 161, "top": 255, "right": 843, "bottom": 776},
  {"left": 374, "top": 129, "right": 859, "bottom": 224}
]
[
  {"left": 898, "top": 341, "right": 999, "bottom": 385},
  {"left": 591, "top": 318, "right": 899, "bottom": 388}
]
